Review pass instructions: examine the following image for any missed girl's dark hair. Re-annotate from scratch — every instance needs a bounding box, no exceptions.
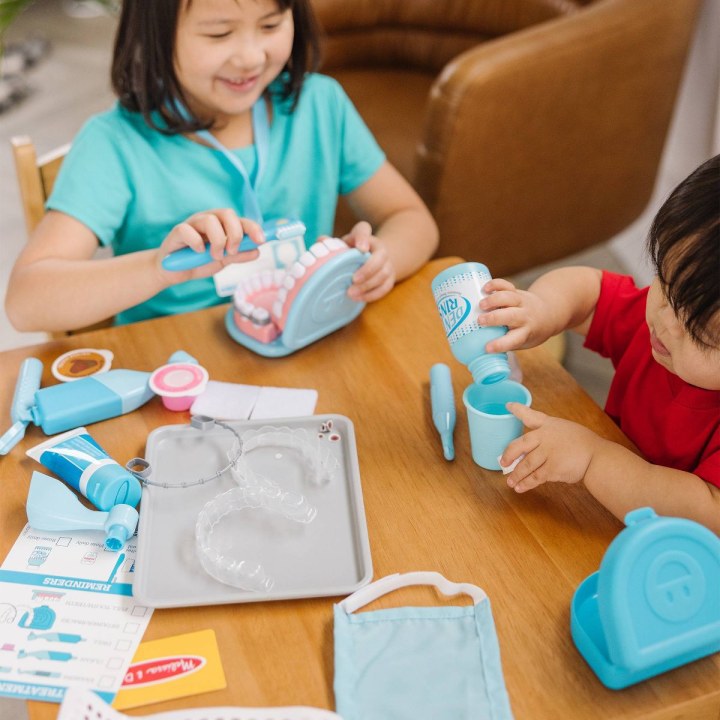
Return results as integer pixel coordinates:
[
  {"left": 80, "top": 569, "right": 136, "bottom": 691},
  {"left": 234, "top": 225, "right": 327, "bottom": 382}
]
[
  {"left": 111, "top": 0, "right": 321, "bottom": 134},
  {"left": 647, "top": 154, "right": 720, "bottom": 347}
]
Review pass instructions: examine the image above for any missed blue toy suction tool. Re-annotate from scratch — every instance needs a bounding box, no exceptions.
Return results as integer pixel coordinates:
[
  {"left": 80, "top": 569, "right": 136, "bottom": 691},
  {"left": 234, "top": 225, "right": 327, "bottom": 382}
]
[
  {"left": 26, "top": 471, "right": 138, "bottom": 551},
  {"left": 0, "top": 357, "right": 42, "bottom": 456},
  {"left": 430, "top": 363, "right": 456, "bottom": 461}
]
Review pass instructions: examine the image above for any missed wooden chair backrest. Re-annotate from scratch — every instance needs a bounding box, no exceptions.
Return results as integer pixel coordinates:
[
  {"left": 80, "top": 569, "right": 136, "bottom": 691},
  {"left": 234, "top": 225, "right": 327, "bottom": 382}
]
[{"left": 11, "top": 135, "right": 70, "bottom": 235}]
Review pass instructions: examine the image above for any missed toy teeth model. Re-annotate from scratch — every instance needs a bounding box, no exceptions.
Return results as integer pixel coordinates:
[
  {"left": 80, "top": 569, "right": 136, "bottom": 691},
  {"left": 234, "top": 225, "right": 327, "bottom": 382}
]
[{"left": 225, "top": 237, "right": 368, "bottom": 357}]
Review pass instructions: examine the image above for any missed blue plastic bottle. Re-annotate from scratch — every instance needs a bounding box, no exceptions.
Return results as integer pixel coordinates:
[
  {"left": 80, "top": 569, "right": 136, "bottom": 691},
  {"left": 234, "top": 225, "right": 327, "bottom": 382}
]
[{"left": 431, "top": 262, "right": 510, "bottom": 385}]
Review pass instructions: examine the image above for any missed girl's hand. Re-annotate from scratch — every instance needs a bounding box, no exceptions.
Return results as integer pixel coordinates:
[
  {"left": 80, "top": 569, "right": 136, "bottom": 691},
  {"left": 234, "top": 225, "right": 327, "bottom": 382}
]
[
  {"left": 158, "top": 209, "right": 263, "bottom": 282},
  {"left": 478, "top": 279, "right": 555, "bottom": 353},
  {"left": 501, "top": 403, "right": 600, "bottom": 492},
  {"left": 342, "top": 221, "right": 397, "bottom": 302}
]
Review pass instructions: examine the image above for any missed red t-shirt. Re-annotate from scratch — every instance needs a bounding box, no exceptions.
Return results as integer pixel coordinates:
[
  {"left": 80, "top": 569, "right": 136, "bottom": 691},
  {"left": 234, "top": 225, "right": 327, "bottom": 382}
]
[{"left": 584, "top": 271, "right": 720, "bottom": 488}]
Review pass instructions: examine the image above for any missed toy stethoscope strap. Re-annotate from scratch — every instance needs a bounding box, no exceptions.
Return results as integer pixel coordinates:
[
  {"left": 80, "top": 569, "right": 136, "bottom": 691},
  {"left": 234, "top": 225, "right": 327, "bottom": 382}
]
[
  {"left": 339, "top": 571, "right": 487, "bottom": 613},
  {"left": 195, "top": 98, "right": 269, "bottom": 223}
]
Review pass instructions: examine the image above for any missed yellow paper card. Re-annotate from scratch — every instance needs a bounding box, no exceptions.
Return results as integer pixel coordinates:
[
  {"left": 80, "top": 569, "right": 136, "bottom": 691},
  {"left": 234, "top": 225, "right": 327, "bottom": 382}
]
[{"left": 112, "top": 629, "right": 226, "bottom": 710}]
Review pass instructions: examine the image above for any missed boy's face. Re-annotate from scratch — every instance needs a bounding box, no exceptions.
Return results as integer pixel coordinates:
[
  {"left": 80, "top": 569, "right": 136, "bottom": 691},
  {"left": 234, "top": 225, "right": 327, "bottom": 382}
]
[{"left": 646, "top": 277, "right": 720, "bottom": 390}]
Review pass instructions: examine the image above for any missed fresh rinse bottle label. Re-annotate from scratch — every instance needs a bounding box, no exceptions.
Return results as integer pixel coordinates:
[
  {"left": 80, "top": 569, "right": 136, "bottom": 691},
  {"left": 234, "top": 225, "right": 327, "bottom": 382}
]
[{"left": 433, "top": 267, "right": 492, "bottom": 344}]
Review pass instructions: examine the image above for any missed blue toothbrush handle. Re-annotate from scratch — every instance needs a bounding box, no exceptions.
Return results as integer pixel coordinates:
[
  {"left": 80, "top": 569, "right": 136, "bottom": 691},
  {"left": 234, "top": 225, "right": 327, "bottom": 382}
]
[
  {"left": 11, "top": 357, "right": 42, "bottom": 423},
  {"left": 162, "top": 235, "right": 258, "bottom": 272}
]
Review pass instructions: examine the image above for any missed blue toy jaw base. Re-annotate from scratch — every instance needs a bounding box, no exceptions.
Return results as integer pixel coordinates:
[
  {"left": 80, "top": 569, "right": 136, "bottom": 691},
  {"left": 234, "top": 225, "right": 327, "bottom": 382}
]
[{"left": 225, "top": 248, "right": 367, "bottom": 357}]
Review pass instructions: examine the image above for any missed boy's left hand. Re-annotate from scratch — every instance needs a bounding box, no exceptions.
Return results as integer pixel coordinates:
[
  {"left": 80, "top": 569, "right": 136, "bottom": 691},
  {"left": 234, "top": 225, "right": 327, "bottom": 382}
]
[
  {"left": 501, "top": 403, "right": 600, "bottom": 492},
  {"left": 342, "top": 221, "right": 396, "bottom": 302}
]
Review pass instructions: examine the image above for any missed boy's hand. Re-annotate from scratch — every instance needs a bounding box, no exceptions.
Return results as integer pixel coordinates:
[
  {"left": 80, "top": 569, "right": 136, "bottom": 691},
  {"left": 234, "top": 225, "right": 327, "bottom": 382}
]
[
  {"left": 158, "top": 209, "right": 263, "bottom": 282},
  {"left": 341, "top": 221, "right": 396, "bottom": 302},
  {"left": 501, "top": 403, "right": 600, "bottom": 492},
  {"left": 478, "top": 279, "right": 555, "bottom": 353}
]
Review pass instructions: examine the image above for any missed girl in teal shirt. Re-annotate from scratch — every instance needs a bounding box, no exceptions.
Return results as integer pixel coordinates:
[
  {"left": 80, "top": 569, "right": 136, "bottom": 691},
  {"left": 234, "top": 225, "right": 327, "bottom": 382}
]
[{"left": 7, "top": 0, "right": 438, "bottom": 331}]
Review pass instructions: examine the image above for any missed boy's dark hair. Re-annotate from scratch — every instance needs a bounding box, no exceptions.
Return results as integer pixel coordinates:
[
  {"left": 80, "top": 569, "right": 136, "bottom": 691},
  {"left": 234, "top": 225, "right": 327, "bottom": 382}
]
[
  {"left": 647, "top": 154, "right": 720, "bottom": 347},
  {"left": 111, "top": 0, "right": 321, "bottom": 134}
]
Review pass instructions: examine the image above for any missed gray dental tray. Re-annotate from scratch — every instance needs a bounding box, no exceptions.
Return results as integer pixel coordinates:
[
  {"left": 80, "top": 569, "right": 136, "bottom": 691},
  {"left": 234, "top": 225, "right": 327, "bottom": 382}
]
[{"left": 132, "top": 414, "right": 373, "bottom": 608}]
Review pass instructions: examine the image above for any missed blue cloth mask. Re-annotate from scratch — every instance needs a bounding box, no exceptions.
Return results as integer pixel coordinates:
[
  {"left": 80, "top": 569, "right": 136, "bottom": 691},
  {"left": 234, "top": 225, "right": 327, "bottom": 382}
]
[{"left": 334, "top": 572, "right": 514, "bottom": 720}]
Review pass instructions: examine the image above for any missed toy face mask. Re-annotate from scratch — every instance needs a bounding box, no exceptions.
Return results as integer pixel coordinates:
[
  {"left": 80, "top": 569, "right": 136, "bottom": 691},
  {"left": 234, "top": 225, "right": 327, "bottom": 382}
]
[{"left": 334, "top": 572, "right": 514, "bottom": 720}]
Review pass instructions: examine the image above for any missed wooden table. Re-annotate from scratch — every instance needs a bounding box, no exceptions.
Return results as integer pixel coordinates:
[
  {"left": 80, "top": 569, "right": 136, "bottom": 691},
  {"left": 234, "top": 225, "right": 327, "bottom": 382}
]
[{"left": 1, "top": 258, "right": 718, "bottom": 719}]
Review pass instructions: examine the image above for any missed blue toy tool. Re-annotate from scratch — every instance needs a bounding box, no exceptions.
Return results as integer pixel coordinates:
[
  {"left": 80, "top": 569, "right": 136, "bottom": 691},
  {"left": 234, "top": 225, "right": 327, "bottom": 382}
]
[
  {"left": 26, "top": 471, "right": 138, "bottom": 551},
  {"left": 430, "top": 363, "right": 456, "bottom": 461},
  {"left": 0, "top": 351, "right": 196, "bottom": 455},
  {"left": 571, "top": 507, "right": 720, "bottom": 689},
  {"left": 162, "top": 218, "right": 306, "bottom": 272},
  {"left": 0, "top": 357, "right": 42, "bottom": 456}
]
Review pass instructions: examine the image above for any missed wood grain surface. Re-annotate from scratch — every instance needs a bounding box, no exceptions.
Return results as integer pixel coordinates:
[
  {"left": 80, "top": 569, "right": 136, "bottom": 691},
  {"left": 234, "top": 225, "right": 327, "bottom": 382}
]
[{"left": 1, "top": 258, "right": 718, "bottom": 719}]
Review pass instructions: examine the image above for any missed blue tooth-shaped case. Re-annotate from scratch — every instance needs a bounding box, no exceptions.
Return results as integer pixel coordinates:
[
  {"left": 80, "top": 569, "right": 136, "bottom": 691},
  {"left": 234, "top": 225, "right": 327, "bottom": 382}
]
[
  {"left": 571, "top": 507, "right": 720, "bottom": 689},
  {"left": 226, "top": 248, "right": 368, "bottom": 357}
]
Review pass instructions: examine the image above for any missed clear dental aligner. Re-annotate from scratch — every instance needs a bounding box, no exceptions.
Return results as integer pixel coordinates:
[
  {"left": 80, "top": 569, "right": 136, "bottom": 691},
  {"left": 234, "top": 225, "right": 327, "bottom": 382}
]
[
  {"left": 195, "top": 484, "right": 317, "bottom": 592},
  {"left": 232, "top": 237, "right": 350, "bottom": 343},
  {"left": 232, "top": 425, "right": 340, "bottom": 487}
]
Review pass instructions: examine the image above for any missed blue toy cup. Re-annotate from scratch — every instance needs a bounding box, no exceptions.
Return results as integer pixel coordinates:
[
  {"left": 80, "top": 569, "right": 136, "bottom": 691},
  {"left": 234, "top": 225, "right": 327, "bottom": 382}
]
[{"left": 462, "top": 380, "right": 532, "bottom": 470}]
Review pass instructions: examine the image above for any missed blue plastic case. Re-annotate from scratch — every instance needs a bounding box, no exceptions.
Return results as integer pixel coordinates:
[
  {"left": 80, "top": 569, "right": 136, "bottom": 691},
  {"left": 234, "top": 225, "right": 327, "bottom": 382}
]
[{"left": 571, "top": 507, "right": 720, "bottom": 689}]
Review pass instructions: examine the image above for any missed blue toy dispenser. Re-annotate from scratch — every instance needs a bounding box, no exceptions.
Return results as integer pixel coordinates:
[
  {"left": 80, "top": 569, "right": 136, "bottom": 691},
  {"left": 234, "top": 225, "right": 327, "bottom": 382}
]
[
  {"left": 26, "top": 471, "right": 139, "bottom": 552},
  {"left": 571, "top": 507, "right": 720, "bottom": 689}
]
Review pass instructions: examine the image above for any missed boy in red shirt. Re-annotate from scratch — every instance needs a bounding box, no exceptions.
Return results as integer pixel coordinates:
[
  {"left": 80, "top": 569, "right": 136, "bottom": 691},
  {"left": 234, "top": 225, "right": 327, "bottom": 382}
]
[{"left": 479, "top": 155, "right": 720, "bottom": 533}]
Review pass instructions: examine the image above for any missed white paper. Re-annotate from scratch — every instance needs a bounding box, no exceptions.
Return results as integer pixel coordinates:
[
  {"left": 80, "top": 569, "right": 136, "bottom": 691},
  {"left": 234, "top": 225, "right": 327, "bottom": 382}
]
[
  {"left": 190, "top": 380, "right": 261, "bottom": 420},
  {"left": 190, "top": 382, "right": 318, "bottom": 421},
  {"left": 251, "top": 386, "right": 318, "bottom": 420},
  {"left": 498, "top": 454, "right": 524, "bottom": 475},
  {"left": 0, "top": 524, "right": 152, "bottom": 704}
]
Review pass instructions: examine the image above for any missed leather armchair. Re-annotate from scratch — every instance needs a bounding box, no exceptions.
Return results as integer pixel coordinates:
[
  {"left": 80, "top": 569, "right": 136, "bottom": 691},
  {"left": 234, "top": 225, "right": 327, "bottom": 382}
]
[{"left": 313, "top": 0, "right": 701, "bottom": 277}]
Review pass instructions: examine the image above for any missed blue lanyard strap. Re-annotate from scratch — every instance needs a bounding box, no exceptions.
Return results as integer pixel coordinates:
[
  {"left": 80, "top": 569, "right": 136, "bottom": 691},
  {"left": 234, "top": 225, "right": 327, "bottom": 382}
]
[{"left": 195, "top": 99, "right": 269, "bottom": 223}]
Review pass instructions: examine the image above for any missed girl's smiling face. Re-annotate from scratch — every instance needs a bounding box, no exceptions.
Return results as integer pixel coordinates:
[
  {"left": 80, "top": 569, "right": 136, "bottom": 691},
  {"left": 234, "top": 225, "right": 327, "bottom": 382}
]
[
  {"left": 174, "top": 0, "right": 293, "bottom": 132},
  {"left": 645, "top": 276, "right": 720, "bottom": 390}
]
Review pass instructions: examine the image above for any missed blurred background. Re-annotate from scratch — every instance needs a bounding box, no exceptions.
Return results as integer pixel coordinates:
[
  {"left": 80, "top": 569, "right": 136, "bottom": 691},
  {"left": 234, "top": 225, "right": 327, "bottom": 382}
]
[{"left": 0, "top": 0, "right": 718, "bottom": 412}]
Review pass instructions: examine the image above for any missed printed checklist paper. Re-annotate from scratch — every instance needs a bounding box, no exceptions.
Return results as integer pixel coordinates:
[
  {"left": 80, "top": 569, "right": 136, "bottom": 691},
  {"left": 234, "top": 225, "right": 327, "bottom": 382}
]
[{"left": 0, "top": 523, "right": 152, "bottom": 704}]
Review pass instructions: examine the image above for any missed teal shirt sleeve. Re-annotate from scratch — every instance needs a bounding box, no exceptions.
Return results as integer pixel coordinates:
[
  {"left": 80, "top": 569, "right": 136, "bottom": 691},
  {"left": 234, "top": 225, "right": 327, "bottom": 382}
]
[
  {"left": 46, "top": 110, "right": 133, "bottom": 248},
  {"left": 329, "top": 79, "right": 385, "bottom": 196}
]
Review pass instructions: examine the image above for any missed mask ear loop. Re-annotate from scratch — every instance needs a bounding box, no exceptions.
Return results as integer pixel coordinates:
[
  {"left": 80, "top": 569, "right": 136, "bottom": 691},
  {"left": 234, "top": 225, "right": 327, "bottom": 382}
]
[{"left": 339, "top": 571, "right": 487, "bottom": 613}]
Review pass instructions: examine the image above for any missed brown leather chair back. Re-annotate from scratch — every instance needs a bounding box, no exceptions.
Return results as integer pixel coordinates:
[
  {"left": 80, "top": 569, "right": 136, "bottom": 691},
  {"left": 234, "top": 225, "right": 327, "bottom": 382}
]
[{"left": 315, "top": 0, "right": 701, "bottom": 277}]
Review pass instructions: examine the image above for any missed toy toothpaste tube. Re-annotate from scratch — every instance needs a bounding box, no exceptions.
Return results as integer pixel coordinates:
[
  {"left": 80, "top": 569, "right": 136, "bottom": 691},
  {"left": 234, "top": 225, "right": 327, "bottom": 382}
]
[{"left": 26, "top": 427, "right": 142, "bottom": 510}]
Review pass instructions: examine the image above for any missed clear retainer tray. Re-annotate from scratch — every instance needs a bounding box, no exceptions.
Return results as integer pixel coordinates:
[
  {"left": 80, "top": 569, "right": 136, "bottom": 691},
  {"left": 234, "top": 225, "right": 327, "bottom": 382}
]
[
  {"left": 132, "top": 415, "right": 372, "bottom": 607},
  {"left": 195, "top": 425, "right": 340, "bottom": 592}
]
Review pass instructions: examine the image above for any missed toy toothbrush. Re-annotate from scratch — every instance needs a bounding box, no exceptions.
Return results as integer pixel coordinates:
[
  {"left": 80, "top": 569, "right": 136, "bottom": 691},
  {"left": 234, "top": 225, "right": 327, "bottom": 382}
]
[
  {"left": 162, "top": 218, "right": 306, "bottom": 272},
  {"left": 0, "top": 351, "right": 197, "bottom": 455}
]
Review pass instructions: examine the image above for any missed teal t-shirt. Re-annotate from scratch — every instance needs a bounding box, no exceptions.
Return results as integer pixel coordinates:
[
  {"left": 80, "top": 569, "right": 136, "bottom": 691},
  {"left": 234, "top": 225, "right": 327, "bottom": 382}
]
[{"left": 47, "top": 74, "right": 385, "bottom": 324}]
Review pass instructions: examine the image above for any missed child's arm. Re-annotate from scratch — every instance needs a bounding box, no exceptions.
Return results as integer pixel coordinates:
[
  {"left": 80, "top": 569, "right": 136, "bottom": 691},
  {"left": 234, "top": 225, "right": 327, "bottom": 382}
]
[
  {"left": 5, "top": 209, "right": 263, "bottom": 333},
  {"left": 339, "top": 161, "right": 439, "bottom": 302},
  {"left": 479, "top": 267, "right": 603, "bottom": 354},
  {"left": 502, "top": 404, "right": 720, "bottom": 534}
]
